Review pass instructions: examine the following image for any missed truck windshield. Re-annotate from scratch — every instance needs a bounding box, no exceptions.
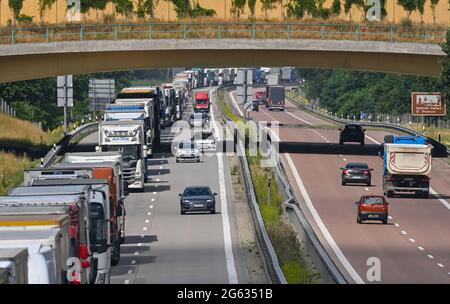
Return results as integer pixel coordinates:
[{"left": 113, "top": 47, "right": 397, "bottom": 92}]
[
  {"left": 103, "top": 145, "right": 141, "bottom": 162},
  {"left": 195, "top": 99, "right": 208, "bottom": 104},
  {"left": 90, "top": 203, "right": 107, "bottom": 253}
]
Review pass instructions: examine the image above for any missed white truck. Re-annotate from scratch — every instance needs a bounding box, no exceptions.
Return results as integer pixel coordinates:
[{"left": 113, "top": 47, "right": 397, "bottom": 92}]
[
  {"left": 382, "top": 135, "right": 432, "bottom": 198},
  {"left": 0, "top": 248, "right": 28, "bottom": 284},
  {"left": 0, "top": 228, "right": 68, "bottom": 284},
  {"left": 98, "top": 120, "right": 148, "bottom": 192}
]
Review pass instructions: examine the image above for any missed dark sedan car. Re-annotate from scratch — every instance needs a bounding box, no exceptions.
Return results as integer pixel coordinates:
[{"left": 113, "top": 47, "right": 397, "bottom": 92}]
[
  {"left": 341, "top": 162, "right": 373, "bottom": 186},
  {"left": 339, "top": 124, "right": 365, "bottom": 145},
  {"left": 179, "top": 186, "right": 217, "bottom": 214}
]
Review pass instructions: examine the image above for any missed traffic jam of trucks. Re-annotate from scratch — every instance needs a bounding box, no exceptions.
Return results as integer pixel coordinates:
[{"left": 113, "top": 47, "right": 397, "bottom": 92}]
[
  {"left": 0, "top": 66, "right": 437, "bottom": 283},
  {"left": 0, "top": 70, "right": 196, "bottom": 284}
]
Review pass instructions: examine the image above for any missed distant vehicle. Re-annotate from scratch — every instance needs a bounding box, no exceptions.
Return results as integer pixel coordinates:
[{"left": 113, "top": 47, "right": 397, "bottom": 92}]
[
  {"left": 355, "top": 195, "right": 389, "bottom": 224},
  {"left": 266, "top": 86, "right": 285, "bottom": 111},
  {"left": 188, "top": 112, "right": 209, "bottom": 128},
  {"left": 339, "top": 124, "right": 365, "bottom": 145},
  {"left": 0, "top": 248, "right": 28, "bottom": 284},
  {"left": 192, "top": 131, "right": 217, "bottom": 151},
  {"left": 341, "top": 163, "right": 373, "bottom": 186},
  {"left": 178, "top": 186, "right": 217, "bottom": 214},
  {"left": 175, "top": 141, "right": 200, "bottom": 163},
  {"left": 194, "top": 91, "right": 210, "bottom": 113},
  {"left": 382, "top": 135, "right": 432, "bottom": 198}
]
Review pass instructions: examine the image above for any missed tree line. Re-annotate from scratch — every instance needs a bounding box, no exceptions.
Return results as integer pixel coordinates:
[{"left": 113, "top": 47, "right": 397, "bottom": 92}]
[
  {"left": 298, "top": 30, "right": 450, "bottom": 119},
  {"left": 5, "top": 0, "right": 445, "bottom": 26}
]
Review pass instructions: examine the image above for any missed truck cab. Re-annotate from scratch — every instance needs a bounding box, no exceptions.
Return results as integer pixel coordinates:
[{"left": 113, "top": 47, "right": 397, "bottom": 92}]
[
  {"left": 194, "top": 91, "right": 210, "bottom": 113},
  {"left": 98, "top": 120, "right": 147, "bottom": 192}
]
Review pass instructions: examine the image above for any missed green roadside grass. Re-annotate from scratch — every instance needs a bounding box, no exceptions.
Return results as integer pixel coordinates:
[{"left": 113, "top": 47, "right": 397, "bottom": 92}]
[
  {"left": 0, "top": 152, "right": 38, "bottom": 195},
  {"left": 217, "top": 87, "right": 316, "bottom": 283}
]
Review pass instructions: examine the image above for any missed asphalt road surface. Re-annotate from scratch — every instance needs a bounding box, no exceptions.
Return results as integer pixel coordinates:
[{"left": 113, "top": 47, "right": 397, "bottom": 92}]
[
  {"left": 230, "top": 90, "right": 450, "bottom": 283},
  {"left": 76, "top": 89, "right": 249, "bottom": 284}
]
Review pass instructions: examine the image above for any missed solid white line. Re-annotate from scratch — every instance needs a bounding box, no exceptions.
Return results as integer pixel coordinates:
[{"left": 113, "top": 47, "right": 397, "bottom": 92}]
[
  {"left": 228, "top": 92, "right": 244, "bottom": 117},
  {"left": 429, "top": 187, "right": 450, "bottom": 211},
  {"left": 284, "top": 153, "right": 365, "bottom": 284},
  {"left": 418, "top": 246, "right": 424, "bottom": 251},
  {"left": 212, "top": 89, "right": 238, "bottom": 284},
  {"left": 365, "top": 135, "right": 381, "bottom": 145},
  {"left": 284, "top": 110, "right": 314, "bottom": 126}
]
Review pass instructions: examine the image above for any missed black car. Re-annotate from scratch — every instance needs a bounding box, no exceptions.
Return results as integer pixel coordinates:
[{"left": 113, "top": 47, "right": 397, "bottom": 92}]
[
  {"left": 341, "top": 162, "right": 373, "bottom": 186},
  {"left": 179, "top": 186, "right": 217, "bottom": 214},
  {"left": 339, "top": 124, "right": 365, "bottom": 145}
]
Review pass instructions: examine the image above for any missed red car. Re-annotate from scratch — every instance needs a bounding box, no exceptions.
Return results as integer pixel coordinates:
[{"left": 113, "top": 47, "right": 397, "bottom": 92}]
[{"left": 355, "top": 195, "right": 389, "bottom": 224}]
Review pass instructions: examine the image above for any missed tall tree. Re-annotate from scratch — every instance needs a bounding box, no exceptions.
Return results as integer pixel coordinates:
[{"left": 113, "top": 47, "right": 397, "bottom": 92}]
[
  {"left": 231, "top": 0, "right": 246, "bottom": 18},
  {"left": 137, "top": 0, "right": 158, "bottom": 18},
  {"left": 38, "top": 0, "right": 56, "bottom": 23},
  {"left": 429, "top": 0, "right": 440, "bottom": 24},
  {"left": 261, "top": 0, "right": 279, "bottom": 19},
  {"left": 440, "top": 29, "right": 450, "bottom": 117},
  {"left": 190, "top": 1, "right": 216, "bottom": 17},
  {"left": 112, "top": 0, "right": 134, "bottom": 19},
  {"left": 8, "top": 0, "right": 24, "bottom": 26},
  {"left": 248, "top": 0, "right": 257, "bottom": 18},
  {"left": 397, "top": 0, "right": 417, "bottom": 18},
  {"left": 416, "top": 0, "right": 426, "bottom": 22},
  {"left": 170, "top": 0, "right": 192, "bottom": 18},
  {"left": 286, "top": 0, "right": 316, "bottom": 19},
  {"left": 331, "top": 0, "right": 342, "bottom": 17}
]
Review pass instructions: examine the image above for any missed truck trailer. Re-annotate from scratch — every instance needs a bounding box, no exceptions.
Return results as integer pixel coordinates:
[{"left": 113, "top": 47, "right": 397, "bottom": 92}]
[
  {"left": 266, "top": 86, "right": 285, "bottom": 111},
  {"left": 382, "top": 135, "right": 432, "bottom": 198}
]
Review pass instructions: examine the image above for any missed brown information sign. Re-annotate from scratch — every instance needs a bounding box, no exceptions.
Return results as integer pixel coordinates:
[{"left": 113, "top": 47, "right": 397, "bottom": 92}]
[{"left": 411, "top": 92, "right": 446, "bottom": 116}]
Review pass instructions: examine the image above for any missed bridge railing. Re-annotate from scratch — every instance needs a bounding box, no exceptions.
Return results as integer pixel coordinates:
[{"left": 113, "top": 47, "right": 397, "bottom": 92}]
[{"left": 0, "top": 22, "right": 446, "bottom": 45}]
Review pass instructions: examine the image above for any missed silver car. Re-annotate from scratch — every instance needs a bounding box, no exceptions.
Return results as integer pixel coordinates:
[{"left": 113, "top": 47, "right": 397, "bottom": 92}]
[
  {"left": 192, "top": 131, "right": 217, "bottom": 151},
  {"left": 175, "top": 141, "right": 200, "bottom": 163}
]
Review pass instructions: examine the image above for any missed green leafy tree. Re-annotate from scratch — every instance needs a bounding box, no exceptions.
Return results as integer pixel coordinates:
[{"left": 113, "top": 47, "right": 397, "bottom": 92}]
[
  {"left": 8, "top": 0, "right": 33, "bottom": 26},
  {"left": 190, "top": 1, "right": 216, "bottom": 17},
  {"left": 331, "top": 0, "right": 342, "bottom": 16},
  {"left": 440, "top": 30, "right": 450, "bottom": 117},
  {"left": 137, "top": 0, "right": 158, "bottom": 18},
  {"left": 261, "top": 0, "right": 279, "bottom": 18},
  {"left": 112, "top": 0, "right": 134, "bottom": 18},
  {"left": 429, "top": 0, "right": 440, "bottom": 24},
  {"left": 170, "top": 0, "right": 192, "bottom": 18},
  {"left": 247, "top": 0, "right": 257, "bottom": 18},
  {"left": 416, "top": 0, "right": 426, "bottom": 22},
  {"left": 397, "top": 0, "right": 417, "bottom": 17},
  {"left": 231, "top": 0, "right": 246, "bottom": 18},
  {"left": 38, "top": 0, "right": 56, "bottom": 23},
  {"left": 286, "top": 0, "right": 317, "bottom": 19}
]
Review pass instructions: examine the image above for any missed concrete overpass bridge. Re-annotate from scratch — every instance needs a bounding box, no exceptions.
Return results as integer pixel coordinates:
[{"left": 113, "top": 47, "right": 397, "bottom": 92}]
[{"left": 0, "top": 22, "right": 447, "bottom": 83}]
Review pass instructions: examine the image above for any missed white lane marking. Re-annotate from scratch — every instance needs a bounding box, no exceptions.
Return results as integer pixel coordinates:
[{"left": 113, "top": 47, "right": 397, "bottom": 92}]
[
  {"left": 149, "top": 205, "right": 153, "bottom": 209},
  {"left": 147, "top": 212, "right": 152, "bottom": 216},
  {"left": 228, "top": 92, "right": 244, "bottom": 116},
  {"left": 151, "top": 198, "right": 155, "bottom": 202},
  {"left": 143, "top": 227, "right": 147, "bottom": 231},
  {"left": 284, "top": 110, "right": 314, "bottom": 126},
  {"left": 124, "top": 280, "right": 130, "bottom": 284},
  {"left": 128, "top": 270, "right": 133, "bottom": 274},
  {"left": 138, "top": 243, "right": 142, "bottom": 247},
  {"left": 394, "top": 223, "right": 400, "bottom": 227},
  {"left": 437, "top": 263, "right": 444, "bottom": 268},
  {"left": 145, "top": 219, "right": 150, "bottom": 224},
  {"left": 429, "top": 188, "right": 450, "bottom": 211},
  {"left": 156, "top": 179, "right": 160, "bottom": 182},
  {"left": 153, "top": 192, "right": 156, "bottom": 195},
  {"left": 131, "top": 260, "right": 136, "bottom": 265},
  {"left": 343, "top": 158, "right": 347, "bottom": 162},
  {"left": 212, "top": 89, "right": 238, "bottom": 284},
  {"left": 364, "top": 187, "right": 369, "bottom": 191},
  {"left": 409, "top": 238, "right": 416, "bottom": 243},
  {"left": 427, "top": 254, "right": 435, "bottom": 259},
  {"left": 134, "top": 251, "right": 139, "bottom": 255},
  {"left": 285, "top": 153, "right": 364, "bottom": 284},
  {"left": 401, "top": 230, "right": 407, "bottom": 235},
  {"left": 388, "top": 216, "right": 393, "bottom": 220},
  {"left": 418, "top": 246, "right": 425, "bottom": 251},
  {"left": 365, "top": 135, "right": 380, "bottom": 145}
]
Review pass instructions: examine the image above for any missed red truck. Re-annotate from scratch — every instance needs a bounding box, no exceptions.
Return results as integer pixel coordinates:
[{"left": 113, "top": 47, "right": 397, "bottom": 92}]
[{"left": 194, "top": 91, "right": 210, "bottom": 113}]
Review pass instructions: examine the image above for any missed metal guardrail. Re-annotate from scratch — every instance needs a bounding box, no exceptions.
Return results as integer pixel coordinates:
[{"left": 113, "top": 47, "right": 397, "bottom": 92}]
[
  {"left": 0, "top": 22, "right": 446, "bottom": 45},
  {"left": 213, "top": 87, "right": 287, "bottom": 284},
  {"left": 286, "top": 93, "right": 449, "bottom": 157},
  {"left": 41, "top": 122, "right": 98, "bottom": 167}
]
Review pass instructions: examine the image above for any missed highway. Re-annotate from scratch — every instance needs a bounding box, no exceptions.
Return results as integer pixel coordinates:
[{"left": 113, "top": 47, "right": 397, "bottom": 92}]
[
  {"left": 73, "top": 88, "right": 257, "bottom": 284},
  {"left": 230, "top": 90, "right": 450, "bottom": 283}
]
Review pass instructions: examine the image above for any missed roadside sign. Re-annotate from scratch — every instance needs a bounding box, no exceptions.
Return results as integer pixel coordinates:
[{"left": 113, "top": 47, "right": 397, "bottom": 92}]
[
  {"left": 411, "top": 92, "right": 446, "bottom": 116},
  {"left": 57, "top": 75, "right": 73, "bottom": 107},
  {"left": 236, "top": 86, "right": 253, "bottom": 104}
]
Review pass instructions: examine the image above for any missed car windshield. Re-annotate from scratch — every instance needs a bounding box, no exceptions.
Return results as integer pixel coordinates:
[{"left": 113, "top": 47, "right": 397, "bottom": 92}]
[
  {"left": 183, "top": 187, "right": 211, "bottom": 196},
  {"left": 193, "top": 132, "right": 213, "bottom": 140},
  {"left": 179, "top": 142, "right": 196, "bottom": 149},
  {"left": 363, "top": 197, "right": 384, "bottom": 205},
  {"left": 345, "top": 125, "right": 361, "bottom": 131},
  {"left": 347, "top": 163, "right": 368, "bottom": 169},
  {"left": 103, "top": 145, "right": 140, "bottom": 162}
]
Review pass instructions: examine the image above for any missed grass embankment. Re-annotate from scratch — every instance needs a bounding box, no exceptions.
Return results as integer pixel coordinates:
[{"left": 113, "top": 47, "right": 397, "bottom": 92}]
[
  {"left": 0, "top": 113, "right": 74, "bottom": 195},
  {"left": 217, "top": 88, "right": 316, "bottom": 283}
]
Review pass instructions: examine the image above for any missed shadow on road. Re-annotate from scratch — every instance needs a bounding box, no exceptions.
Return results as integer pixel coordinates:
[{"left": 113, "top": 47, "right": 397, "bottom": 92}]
[{"left": 277, "top": 142, "right": 381, "bottom": 156}]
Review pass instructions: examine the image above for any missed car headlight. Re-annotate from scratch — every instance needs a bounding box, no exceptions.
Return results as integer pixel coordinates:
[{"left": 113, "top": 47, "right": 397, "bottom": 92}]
[{"left": 206, "top": 199, "right": 212, "bottom": 203}]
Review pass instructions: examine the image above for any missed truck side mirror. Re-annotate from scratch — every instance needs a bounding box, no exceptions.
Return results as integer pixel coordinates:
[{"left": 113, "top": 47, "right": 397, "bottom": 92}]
[
  {"left": 143, "top": 145, "right": 148, "bottom": 158},
  {"left": 116, "top": 205, "right": 123, "bottom": 217}
]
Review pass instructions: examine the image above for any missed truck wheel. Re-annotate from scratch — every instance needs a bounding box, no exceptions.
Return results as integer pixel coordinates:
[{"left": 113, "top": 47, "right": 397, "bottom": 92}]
[
  {"left": 339, "top": 140, "right": 343, "bottom": 145},
  {"left": 342, "top": 180, "right": 346, "bottom": 186},
  {"left": 420, "top": 191, "right": 429, "bottom": 199},
  {"left": 360, "top": 140, "right": 365, "bottom": 146},
  {"left": 111, "top": 240, "right": 121, "bottom": 266},
  {"left": 384, "top": 135, "right": 394, "bottom": 143},
  {"left": 367, "top": 180, "right": 371, "bottom": 186},
  {"left": 382, "top": 219, "right": 388, "bottom": 224},
  {"left": 210, "top": 208, "right": 216, "bottom": 214},
  {"left": 357, "top": 216, "right": 362, "bottom": 224},
  {"left": 180, "top": 210, "right": 186, "bottom": 215}
]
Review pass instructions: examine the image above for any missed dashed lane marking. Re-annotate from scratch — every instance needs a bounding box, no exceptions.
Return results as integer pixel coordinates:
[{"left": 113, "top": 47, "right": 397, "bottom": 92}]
[
  {"left": 143, "top": 227, "right": 147, "bottom": 231},
  {"left": 401, "top": 230, "right": 407, "bottom": 235},
  {"left": 418, "top": 246, "right": 425, "bottom": 251},
  {"left": 145, "top": 219, "right": 150, "bottom": 224},
  {"left": 409, "top": 238, "right": 416, "bottom": 243},
  {"left": 437, "top": 263, "right": 444, "bottom": 268},
  {"left": 427, "top": 255, "right": 435, "bottom": 259},
  {"left": 395, "top": 223, "right": 400, "bottom": 227}
]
